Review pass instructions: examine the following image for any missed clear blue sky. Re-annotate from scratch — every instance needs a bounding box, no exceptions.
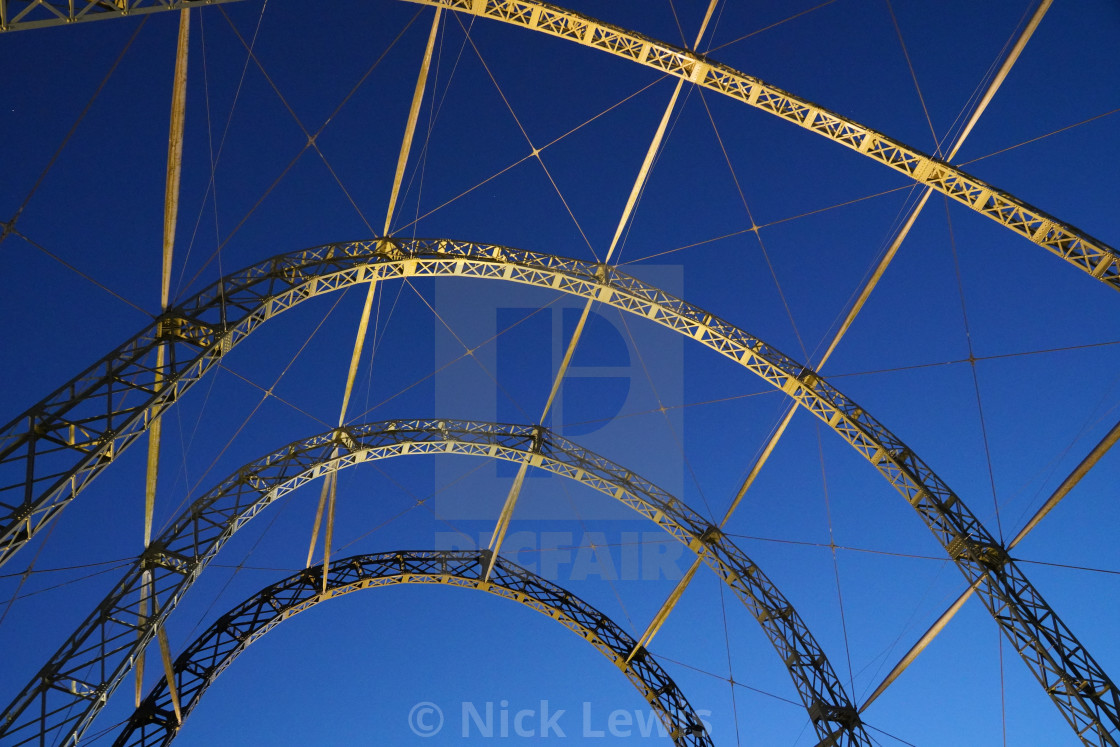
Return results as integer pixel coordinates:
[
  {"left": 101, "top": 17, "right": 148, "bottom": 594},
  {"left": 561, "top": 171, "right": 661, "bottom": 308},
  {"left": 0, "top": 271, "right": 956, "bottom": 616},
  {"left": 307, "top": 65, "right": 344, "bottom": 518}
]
[{"left": 1, "top": 1, "right": 1119, "bottom": 744}]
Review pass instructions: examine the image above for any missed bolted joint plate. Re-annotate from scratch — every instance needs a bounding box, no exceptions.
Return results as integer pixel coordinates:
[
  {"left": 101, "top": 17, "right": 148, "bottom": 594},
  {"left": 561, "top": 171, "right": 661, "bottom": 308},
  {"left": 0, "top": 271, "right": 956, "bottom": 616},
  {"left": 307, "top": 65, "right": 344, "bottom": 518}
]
[
  {"left": 140, "top": 542, "right": 194, "bottom": 575},
  {"left": 947, "top": 535, "right": 1009, "bottom": 572},
  {"left": 157, "top": 314, "right": 227, "bottom": 351},
  {"left": 699, "top": 525, "right": 722, "bottom": 545},
  {"left": 808, "top": 701, "right": 861, "bottom": 728}
]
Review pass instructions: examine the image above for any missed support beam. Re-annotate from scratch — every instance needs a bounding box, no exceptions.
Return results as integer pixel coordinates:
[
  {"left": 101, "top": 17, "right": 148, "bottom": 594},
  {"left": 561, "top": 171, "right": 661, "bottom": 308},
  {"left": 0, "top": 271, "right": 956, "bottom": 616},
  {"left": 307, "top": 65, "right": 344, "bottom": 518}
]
[
  {"left": 705, "top": 0, "right": 1055, "bottom": 554},
  {"left": 137, "top": 6, "right": 188, "bottom": 711},
  {"left": 626, "top": 555, "right": 702, "bottom": 663},
  {"left": 305, "top": 7, "right": 442, "bottom": 590},
  {"left": 487, "top": 76, "right": 687, "bottom": 578},
  {"left": 860, "top": 576, "right": 979, "bottom": 712},
  {"left": 485, "top": 0, "right": 717, "bottom": 581},
  {"left": 152, "top": 598, "right": 183, "bottom": 725},
  {"left": 619, "top": 0, "right": 1054, "bottom": 662},
  {"left": 862, "top": 408, "right": 1120, "bottom": 712},
  {"left": 1009, "top": 414, "right": 1120, "bottom": 549},
  {"left": 748, "top": 0, "right": 1065, "bottom": 716},
  {"left": 404, "top": 0, "right": 1120, "bottom": 289}
]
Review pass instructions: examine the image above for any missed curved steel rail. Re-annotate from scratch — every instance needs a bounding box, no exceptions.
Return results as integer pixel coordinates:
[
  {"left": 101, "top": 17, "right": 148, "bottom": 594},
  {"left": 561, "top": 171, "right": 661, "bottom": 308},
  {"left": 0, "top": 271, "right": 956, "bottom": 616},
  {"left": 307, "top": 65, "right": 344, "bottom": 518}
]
[
  {"left": 400, "top": 0, "right": 1119, "bottom": 288},
  {"left": 0, "top": 238, "right": 1115, "bottom": 743},
  {"left": 0, "top": 420, "right": 866, "bottom": 746},
  {"left": 112, "top": 550, "right": 711, "bottom": 747}
]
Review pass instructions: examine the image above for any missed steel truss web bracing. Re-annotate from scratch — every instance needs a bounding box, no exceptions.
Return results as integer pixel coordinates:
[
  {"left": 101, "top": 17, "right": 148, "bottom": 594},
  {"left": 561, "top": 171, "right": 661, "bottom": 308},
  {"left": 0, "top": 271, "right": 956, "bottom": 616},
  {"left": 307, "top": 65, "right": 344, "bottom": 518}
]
[
  {"left": 0, "top": 419, "right": 864, "bottom": 746},
  {"left": 404, "top": 0, "right": 1120, "bottom": 290},
  {"left": 0, "top": 0, "right": 239, "bottom": 32},
  {"left": 114, "top": 550, "right": 712, "bottom": 747},
  {"left": 0, "top": 239, "right": 1116, "bottom": 742}
]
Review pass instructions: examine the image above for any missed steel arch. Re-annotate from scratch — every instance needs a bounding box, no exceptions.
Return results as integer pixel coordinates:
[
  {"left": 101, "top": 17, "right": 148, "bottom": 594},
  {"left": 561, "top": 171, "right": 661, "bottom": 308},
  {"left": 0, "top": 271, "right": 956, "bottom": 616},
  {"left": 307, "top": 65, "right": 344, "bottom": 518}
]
[
  {"left": 402, "top": 0, "right": 1120, "bottom": 289},
  {"left": 113, "top": 550, "right": 711, "bottom": 747},
  {"left": 0, "top": 238, "right": 1115, "bottom": 742},
  {"left": 6, "top": 0, "right": 1116, "bottom": 291},
  {"left": 0, "top": 0, "right": 240, "bottom": 32},
  {"left": 0, "top": 420, "right": 866, "bottom": 746}
]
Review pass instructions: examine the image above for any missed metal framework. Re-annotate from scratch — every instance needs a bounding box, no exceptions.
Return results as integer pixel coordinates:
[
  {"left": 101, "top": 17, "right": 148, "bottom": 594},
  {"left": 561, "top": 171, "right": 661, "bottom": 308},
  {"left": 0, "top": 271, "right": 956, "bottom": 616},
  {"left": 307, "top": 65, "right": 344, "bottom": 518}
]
[
  {"left": 404, "top": 0, "right": 1120, "bottom": 290},
  {"left": 4, "top": 3, "right": 1116, "bottom": 744},
  {"left": 6, "top": 0, "right": 1115, "bottom": 295},
  {"left": 113, "top": 550, "right": 710, "bottom": 746},
  {"left": 0, "top": 419, "right": 865, "bottom": 746},
  {"left": 0, "top": 0, "right": 237, "bottom": 31},
  {"left": 0, "top": 238, "right": 1117, "bottom": 743}
]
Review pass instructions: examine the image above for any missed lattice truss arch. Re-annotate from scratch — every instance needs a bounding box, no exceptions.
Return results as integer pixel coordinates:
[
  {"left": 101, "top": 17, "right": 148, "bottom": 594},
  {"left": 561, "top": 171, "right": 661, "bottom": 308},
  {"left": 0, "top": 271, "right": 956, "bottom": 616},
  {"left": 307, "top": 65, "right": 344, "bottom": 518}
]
[
  {"left": 0, "top": 0, "right": 237, "bottom": 31},
  {"left": 115, "top": 550, "right": 712, "bottom": 747},
  {"left": 2, "top": 0, "right": 1116, "bottom": 292},
  {"left": 399, "top": 0, "right": 1120, "bottom": 289},
  {"left": 2, "top": 2, "right": 1111, "bottom": 743},
  {"left": 0, "top": 420, "right": 863, "bottom": 746},
  {"left": 0, "top": 239, "right": 1117, "bottom": 742}
]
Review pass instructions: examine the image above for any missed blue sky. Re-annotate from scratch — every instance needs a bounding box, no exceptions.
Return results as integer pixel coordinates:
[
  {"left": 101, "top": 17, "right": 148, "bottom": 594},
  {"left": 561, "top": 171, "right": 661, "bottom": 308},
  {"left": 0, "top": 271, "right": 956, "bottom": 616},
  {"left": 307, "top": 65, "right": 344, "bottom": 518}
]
[{"left": 1, "top": 1, "right": 1119, "bottom": 744}]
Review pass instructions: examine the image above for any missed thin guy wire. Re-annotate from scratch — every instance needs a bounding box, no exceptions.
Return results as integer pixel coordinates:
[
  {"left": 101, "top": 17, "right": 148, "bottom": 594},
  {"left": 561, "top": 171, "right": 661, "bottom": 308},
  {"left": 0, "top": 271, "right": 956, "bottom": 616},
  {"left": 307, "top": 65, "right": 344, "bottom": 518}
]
[
  {"left": 348, "top": 295, "right": 567, "bottom": 423},
  {"left": 0, "top": 18, "right": 148, "bottom": 249},
  {"left": 452, "top": 13, "right": 600, "bottom": 261},
  {"left": 154, "top": 289, "right": 349, "bottom": 536},
  {"left": 11, "top": 230, "right": 151, "bottom": 317},
  {"left": 816, "top": 423, "right": 857, "bottom": 697},
  {"left": 174, "top": 0, "right": 269, "bottom": 299},
  {"left": 613, "top": 308, "right": 717, "bottom": 520},
  {"left": 177, "top": 8, "right": 423, "bottom": 297},
  {"left": 715, "top": 567, "right": 744, "bottom": 746},
  {"left": 695, "top": 86, "right": 809, "bottom": 361},
  {"left": 391, "top": 76, "right": 665, "bottom": 238},
  {"left": 621, "top": 102, "right": 1118, "bottom": 269},
  {"left": 942, "top": 196, "right": 1004, "bottom": 541},
  {"left": 705, "top": 0, "right": 838, "bottom": 55},
  {"left": 884, "top": 0, "right": 940, "bottom": 154}
]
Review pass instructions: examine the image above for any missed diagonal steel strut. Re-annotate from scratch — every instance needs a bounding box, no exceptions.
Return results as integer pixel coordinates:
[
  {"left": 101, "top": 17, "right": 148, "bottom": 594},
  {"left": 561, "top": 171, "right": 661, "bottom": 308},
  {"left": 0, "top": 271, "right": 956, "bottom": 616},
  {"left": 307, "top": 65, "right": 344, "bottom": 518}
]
[{"left": 484, "top": 0, "right": 719, "bottom": 582}]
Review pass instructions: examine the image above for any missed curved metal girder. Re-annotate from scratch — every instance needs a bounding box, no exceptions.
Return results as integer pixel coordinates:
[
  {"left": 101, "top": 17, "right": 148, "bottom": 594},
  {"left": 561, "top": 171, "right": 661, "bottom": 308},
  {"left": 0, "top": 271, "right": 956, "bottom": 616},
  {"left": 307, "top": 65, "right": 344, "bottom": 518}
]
[
  {"left": 0, "top": 0, "right": 242, "bottom": 32},
  {"left": 111, "top": 550, "right": 711, "bottom": 746},
  {"left": 400, "top": 0, "right": 1120, "bottom": 290},
  {"left": 11, "top": 0, "right": 1115, "bottom": 286},
  {"left": 0, "top": 238, "right": 1115, "bottom": 743},
  {"left": 0, "top": 420, "right": 866, "bottom": 746}
]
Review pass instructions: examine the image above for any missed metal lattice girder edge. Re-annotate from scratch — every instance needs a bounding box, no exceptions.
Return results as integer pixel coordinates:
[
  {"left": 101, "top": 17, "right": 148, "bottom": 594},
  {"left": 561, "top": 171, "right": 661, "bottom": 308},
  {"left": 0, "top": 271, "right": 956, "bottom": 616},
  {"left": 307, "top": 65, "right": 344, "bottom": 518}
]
[{"left": 0, "top": 0, "right": 243, "bottom": 32}]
